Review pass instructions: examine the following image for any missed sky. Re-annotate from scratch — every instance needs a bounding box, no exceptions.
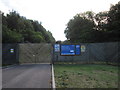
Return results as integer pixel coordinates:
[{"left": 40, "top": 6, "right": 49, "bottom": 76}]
[{"left": 0, "top": 0, "right": 120, "bottom": 41}]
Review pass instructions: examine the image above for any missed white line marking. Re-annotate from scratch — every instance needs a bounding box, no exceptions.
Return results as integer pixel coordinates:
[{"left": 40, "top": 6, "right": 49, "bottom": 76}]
[
  {"left": 21, "top": 63, "right": 50, "bottom": 65},
  {"left": 52, "top": 64, "right": 56, "bottom": 89}
]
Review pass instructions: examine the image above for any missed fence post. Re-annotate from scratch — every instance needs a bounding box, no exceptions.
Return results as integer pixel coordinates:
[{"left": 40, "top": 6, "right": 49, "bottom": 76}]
[
  {"left": 52, "top": 44, "right": 54, "bottom": 64},
  {"left": 16, "top": 44, "right": 19, "bottom": 65},
  {"left": 104, "top": 43, "right": 108, "bottom": 65},
  {"left": 88, "top": 43, "right": 91, "bottom": 64}
]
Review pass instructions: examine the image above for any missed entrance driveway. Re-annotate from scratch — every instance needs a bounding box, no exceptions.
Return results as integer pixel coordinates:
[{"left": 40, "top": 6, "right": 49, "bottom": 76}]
[{"left": 2, "top": 64, "right": 51, "bottom": 88}]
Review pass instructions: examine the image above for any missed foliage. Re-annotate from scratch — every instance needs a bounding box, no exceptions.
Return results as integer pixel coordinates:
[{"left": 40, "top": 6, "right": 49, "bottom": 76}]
[
  {"left": 2, "top": 11, "right": 55, "bottom": 43},
  {"left": 65, "top": 11, "right": 96, "bottom": 43},
  {"left": 65, "top": 1, "right": 120, "bottom": 43},
  {"left": 106, "top": 1, "right": 120, "bottom": 41},
  {"left": 62, "top": 40, "right": 71, "bottom": 44},
  {"left": 2, "top": 25, "right": 23, "bottom": 43},
  {"left": 46, "top": 30, "right": 56, "bottom": 43}
]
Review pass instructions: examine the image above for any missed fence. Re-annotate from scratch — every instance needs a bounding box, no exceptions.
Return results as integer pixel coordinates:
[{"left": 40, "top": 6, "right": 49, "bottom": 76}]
[
  {"left": 19, "top": 43, "right": 52, "bottom": 64},
  {"left": 2, "top": 42, "right": 119, "bottom": 65},
  {"left": 53, "top": 42, "right": 119, "bottom": 64},
  {"left": 2, "top": 44, "right": 19, "bottom": 65},
  {"left": 2, "top": 43, "right": 52, "bottom": 65}
]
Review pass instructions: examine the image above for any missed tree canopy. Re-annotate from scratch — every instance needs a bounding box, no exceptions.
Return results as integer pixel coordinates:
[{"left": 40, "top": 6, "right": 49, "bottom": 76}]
[
  {"left": 64, "top": 1, "right": 120, "bottom": 43},
  {"left": 2, "top": 11, "right": 55, "bottom": 43}
]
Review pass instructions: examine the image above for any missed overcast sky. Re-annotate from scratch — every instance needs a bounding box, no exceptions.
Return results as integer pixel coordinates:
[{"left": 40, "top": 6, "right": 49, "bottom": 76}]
[{"left": 0, "top": 0, "right": 119, "bottom": 41}]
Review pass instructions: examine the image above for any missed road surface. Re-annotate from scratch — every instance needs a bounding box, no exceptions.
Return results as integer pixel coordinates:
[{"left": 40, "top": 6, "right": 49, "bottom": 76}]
[{"left": 2, "top": 64, "right": 51, "bottom": 88}]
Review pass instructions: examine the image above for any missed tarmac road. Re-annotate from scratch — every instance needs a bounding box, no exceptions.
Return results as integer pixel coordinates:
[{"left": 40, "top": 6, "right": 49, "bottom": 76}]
[{"left": 2, "top": 64, "right": 51, "bottom": 88}]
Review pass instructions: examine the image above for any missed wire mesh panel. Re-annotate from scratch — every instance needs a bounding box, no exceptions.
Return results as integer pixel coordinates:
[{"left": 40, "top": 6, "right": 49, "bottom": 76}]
[
  {"left": 104, "top": 42, "right": 118, "bottom": 63},
  {"left": 19, "top": 43, "right": 52, "bottom": 64},
  {"left": 2, "top": 44, "right": 19, "bottom": 65},
  {"left": 89, "top": 43, "right": 105, "bottom": 62},
  {"left": 53, "top": 42, "right": 119, "bottom": 64},
  {"left": 2, "top": 42, "right": 119, "bottom": 64}
]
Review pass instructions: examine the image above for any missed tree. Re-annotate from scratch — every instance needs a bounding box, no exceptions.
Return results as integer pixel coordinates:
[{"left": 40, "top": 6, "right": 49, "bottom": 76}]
[
  {"left": 95, "top": 11, "right": 108, "bottom": 31},
  {"left": 95, "top": 1, "right": 120, "bottom": 42},
  {"left": 6, "top": 11, "right": 20, "bottom": 30},
  {"left": 65, "top": 1, "right": 120, "bottom": 43},
  {"left": 31, "top": 32, "right": 45, "bottom": 43},
  {"left": 2, "top": 25, "right": 23, "bottom": 43},
  {"left": 64, "top": 11, "right": 96, "bottom": 43},
  {"left": 46, "top": 30, "right": 55, "bottom": 43},
  {"left": 106, "top": 1, "right": 120, "bottom": 41},
  {"left": 2, "top": 11, "right": 55, "bottom": 43}
]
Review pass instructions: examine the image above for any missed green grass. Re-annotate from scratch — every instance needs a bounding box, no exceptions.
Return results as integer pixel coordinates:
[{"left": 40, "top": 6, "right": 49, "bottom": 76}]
[{"left": 54, "top": 64, "right": 118, "bottom": 88}]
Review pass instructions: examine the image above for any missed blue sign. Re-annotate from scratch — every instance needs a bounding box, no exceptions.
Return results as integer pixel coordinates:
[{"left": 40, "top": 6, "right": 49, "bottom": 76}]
[
  {"left": 61, "top": 45, "right": 75, "bottom": 55},
  {"left": 54, "top": 44, "right": 60, "bottom": 52},
  {"left": 75, "top": 45, "right": 81, "bottom": 55}
]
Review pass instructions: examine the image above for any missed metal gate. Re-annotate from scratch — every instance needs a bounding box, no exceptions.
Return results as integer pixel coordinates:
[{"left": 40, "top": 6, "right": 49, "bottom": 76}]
[{"left": 19, "top": 43, "right": 53, "bottom": 64}]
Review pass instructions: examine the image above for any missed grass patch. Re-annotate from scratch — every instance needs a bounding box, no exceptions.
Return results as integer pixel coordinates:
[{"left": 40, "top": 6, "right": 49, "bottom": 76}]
[{"left": 54, "top": 64, "right": 118, "bottom": 88}]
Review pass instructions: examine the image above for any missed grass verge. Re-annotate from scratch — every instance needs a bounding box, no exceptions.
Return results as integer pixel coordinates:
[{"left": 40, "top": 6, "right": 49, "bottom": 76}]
[{"left": 54, "top": 64, "right": 118, "bottom": 88}]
